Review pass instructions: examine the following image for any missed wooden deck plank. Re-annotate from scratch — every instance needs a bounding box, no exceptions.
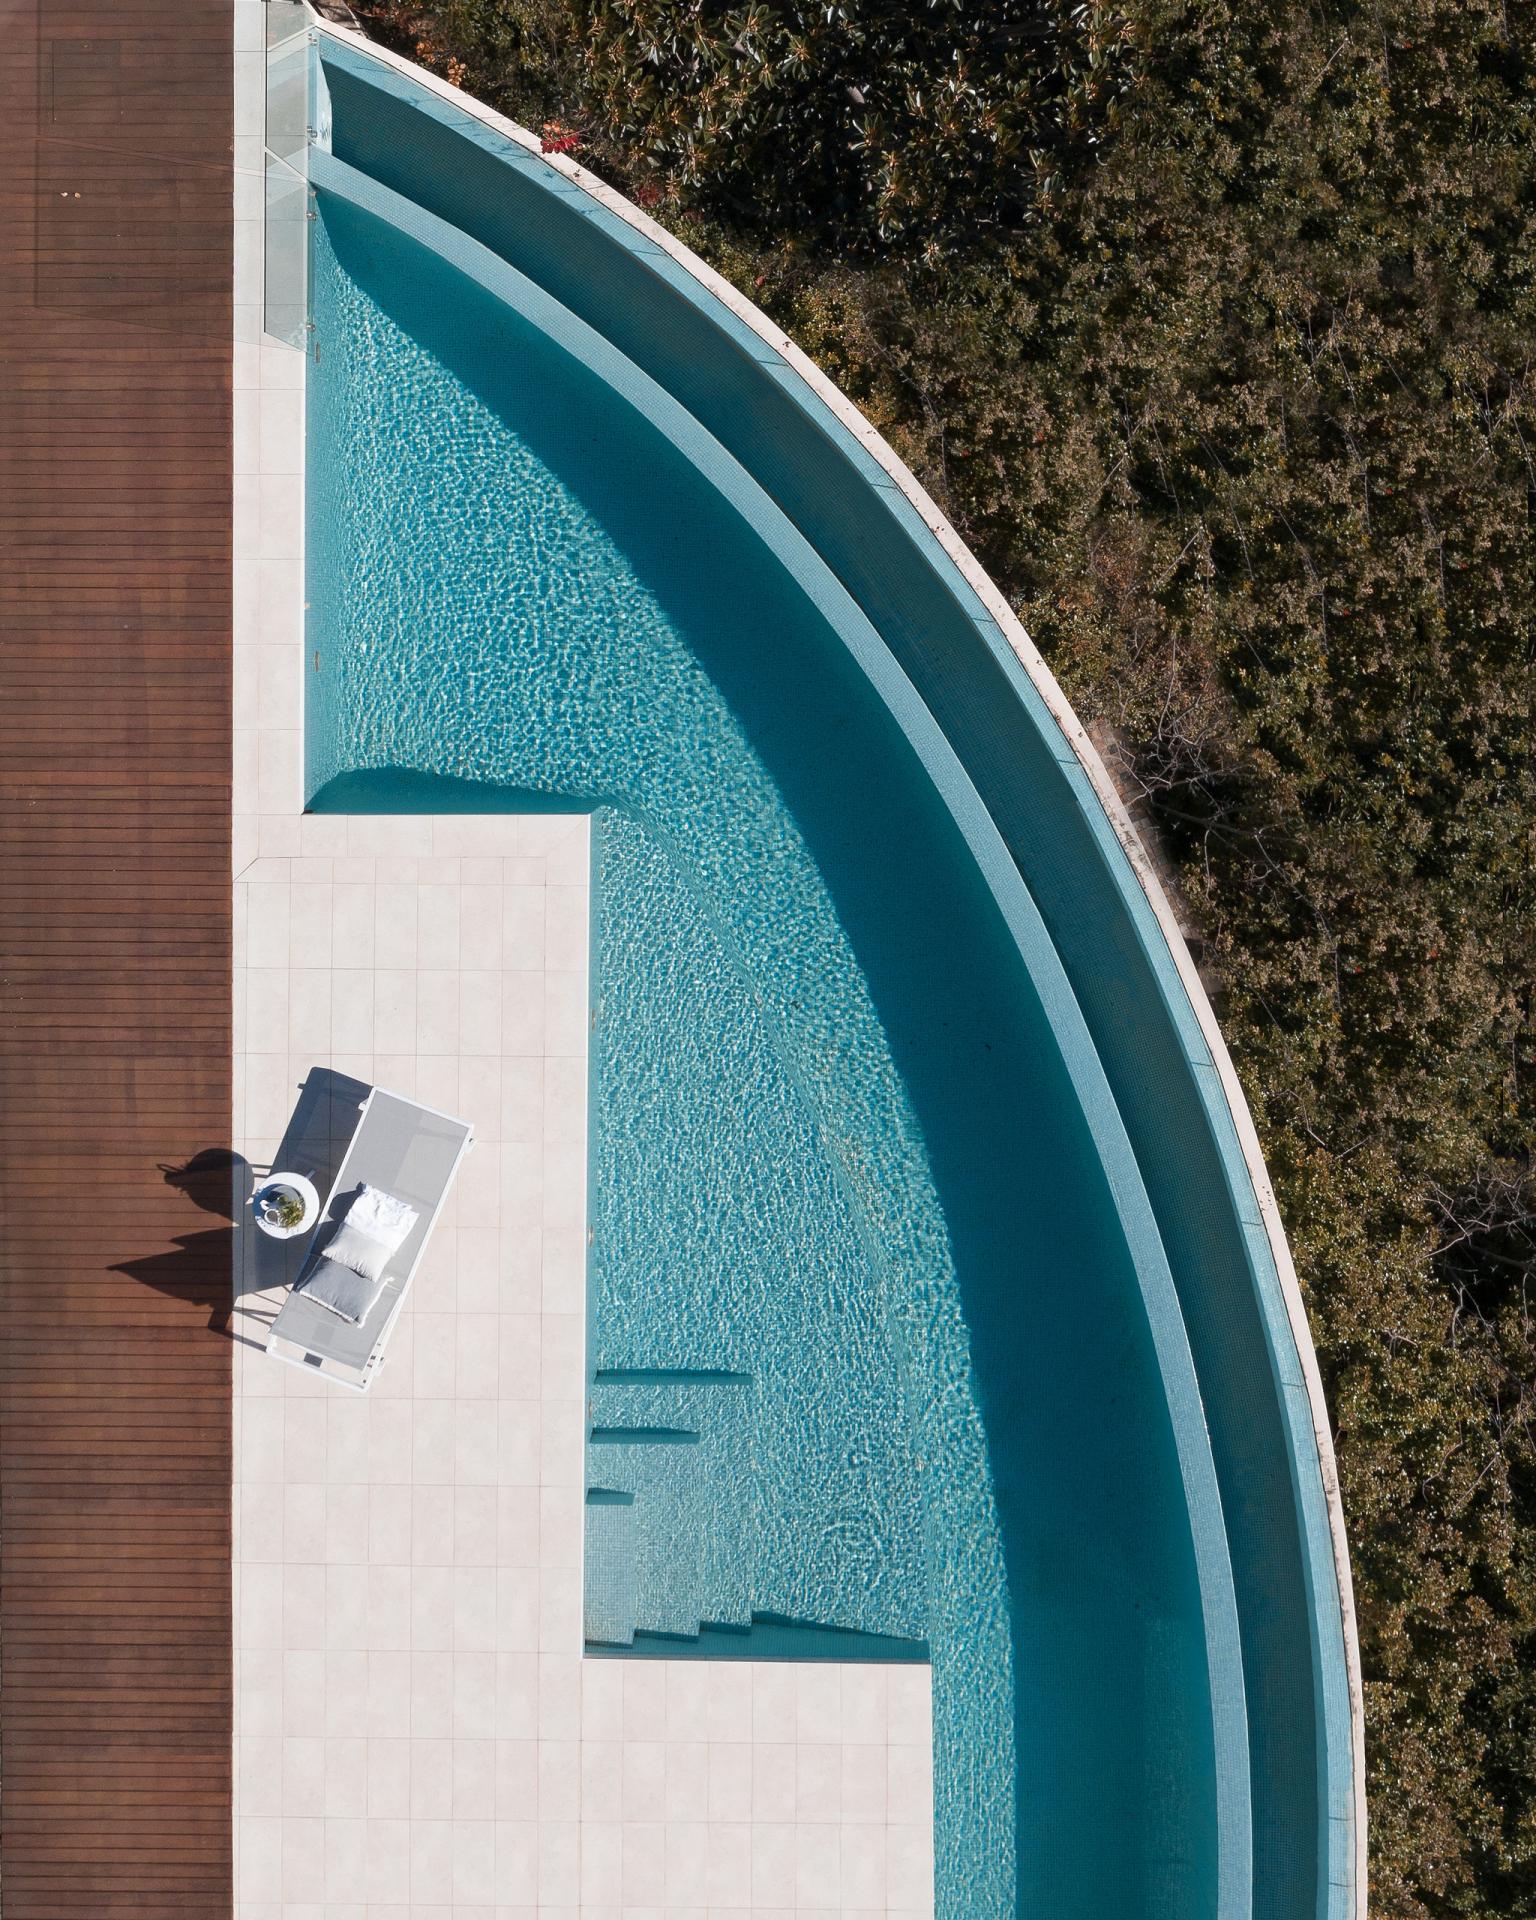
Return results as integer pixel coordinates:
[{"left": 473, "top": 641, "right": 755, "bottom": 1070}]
[{"left": 0, "top": 2, "right": 233, "bottom": 1914}]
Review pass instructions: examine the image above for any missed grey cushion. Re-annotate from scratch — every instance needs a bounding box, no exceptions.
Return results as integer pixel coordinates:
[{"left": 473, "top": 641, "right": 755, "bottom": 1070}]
[{"left": 302, "top": 1245, "right": 389, "bottom": 1325}]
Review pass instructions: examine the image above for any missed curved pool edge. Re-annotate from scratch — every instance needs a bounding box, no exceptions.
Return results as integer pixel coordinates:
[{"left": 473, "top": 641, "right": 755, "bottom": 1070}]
[{"left": 308, "top": 18, "right": 1365, "bottom": 1913}]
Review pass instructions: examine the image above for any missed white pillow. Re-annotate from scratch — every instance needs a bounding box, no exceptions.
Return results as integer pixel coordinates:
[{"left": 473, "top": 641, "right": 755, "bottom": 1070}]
[
  {"left": 346, "top": 1184, "right": 419, "bottom": 1245},
  {"left": 320, "top": 1220, "right": 396, "bottom": 1286}
]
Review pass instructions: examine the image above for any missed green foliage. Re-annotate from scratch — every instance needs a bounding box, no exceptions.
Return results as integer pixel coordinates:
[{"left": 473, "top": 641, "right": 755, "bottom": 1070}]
[
  {"left": 363, "top": 0, "right": 1138, "bottom": 248},
  {"left": 576, "top": 0, "right": 1139, "bottom": 250},
  {"left": 359, "top": 0, "right": 583, "bottom": 124},
  {"left": 262, "top": 1186, "right": 306, "bottom": 1229},
  {"left": 361, "top": 0, "right": 1536, "bottom": 1908}
]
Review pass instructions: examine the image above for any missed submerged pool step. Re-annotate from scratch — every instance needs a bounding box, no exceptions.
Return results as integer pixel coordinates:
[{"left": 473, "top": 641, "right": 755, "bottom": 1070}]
[
  {"left": 587, "top": 1377, "right": 760, "bottom": 1641},
  {"left": 583, "top": 1490, "right": 638, "bottom": 1647},
  {"left": 588, "top": 1426, "right": 700, "bottom": 1445},
  {"left": 625, "top": 1451, "right": 711, "bottom": 1639},
  {"left": 593, "top": 1367, "right": 751, "bottom": 1387}
]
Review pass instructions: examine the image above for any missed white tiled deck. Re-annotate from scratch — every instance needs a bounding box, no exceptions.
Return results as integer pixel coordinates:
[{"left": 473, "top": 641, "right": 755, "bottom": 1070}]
[{"left": 231, "top": 7, "right": 933, "bottom": 1912}]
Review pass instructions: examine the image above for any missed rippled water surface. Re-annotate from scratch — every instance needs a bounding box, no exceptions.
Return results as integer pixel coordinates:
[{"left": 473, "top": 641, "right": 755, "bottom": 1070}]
[
  {"left": 588, "top": 811, "right": 929, "bottom": 1645},
  {"left": 308, "top": 189, "right": 1017, "bottom": 1911}
]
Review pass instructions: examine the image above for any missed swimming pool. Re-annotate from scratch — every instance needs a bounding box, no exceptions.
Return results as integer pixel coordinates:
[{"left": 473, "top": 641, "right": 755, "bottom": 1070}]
[{"left": 304, "top": 28, "right": 1361, "bottom": 1920}]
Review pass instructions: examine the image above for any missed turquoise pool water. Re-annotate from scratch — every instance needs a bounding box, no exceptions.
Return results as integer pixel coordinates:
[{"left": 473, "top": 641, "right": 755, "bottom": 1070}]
[
  {"left": 307, "top": 84, "right": 1239, "bottom": 1918},
  {"left": 585, "top": 812, "right": 930, "bottom": 1654},
  {"left": 307, "top": 189, "right": 1018, "bottom": 1907}
]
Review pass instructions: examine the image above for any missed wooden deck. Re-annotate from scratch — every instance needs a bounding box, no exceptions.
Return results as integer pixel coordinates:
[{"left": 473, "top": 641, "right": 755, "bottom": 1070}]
[{"left": 0, "top": 5, "right": 233, "bottom": 1917}]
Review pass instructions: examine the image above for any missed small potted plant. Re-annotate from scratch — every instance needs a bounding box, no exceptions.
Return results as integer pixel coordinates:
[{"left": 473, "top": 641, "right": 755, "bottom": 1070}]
[{"left": 261, "top": 1186, "right": 306, "bottom": 1231}]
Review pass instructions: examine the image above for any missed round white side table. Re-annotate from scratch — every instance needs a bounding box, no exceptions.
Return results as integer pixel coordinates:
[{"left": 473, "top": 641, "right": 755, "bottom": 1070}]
[{"left": 253, "top": 1171, "right": 321, "bottom": 1240}]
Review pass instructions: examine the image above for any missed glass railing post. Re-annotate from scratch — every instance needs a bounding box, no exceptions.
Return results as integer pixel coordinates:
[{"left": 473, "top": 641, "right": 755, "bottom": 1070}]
[{"left": 262, "top": 2, "right": 315, "bottom": 347}]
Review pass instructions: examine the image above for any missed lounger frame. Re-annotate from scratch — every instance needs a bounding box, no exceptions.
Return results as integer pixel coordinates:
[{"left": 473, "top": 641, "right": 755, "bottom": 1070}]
[{"left": 265, "top": 1086, "right": 474, "bottom": 1392}]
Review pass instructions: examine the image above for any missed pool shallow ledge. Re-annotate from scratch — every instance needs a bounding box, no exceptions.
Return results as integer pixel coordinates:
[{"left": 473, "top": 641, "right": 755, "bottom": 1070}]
[{"left": 306, "top": 24, "right": 1364, "bottom": 1920}]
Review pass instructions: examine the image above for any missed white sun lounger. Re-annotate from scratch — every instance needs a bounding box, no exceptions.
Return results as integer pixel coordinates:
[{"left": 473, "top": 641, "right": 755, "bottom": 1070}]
[{"left": 266, "top": 1087, "right": 473, "bottom": 1392}]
